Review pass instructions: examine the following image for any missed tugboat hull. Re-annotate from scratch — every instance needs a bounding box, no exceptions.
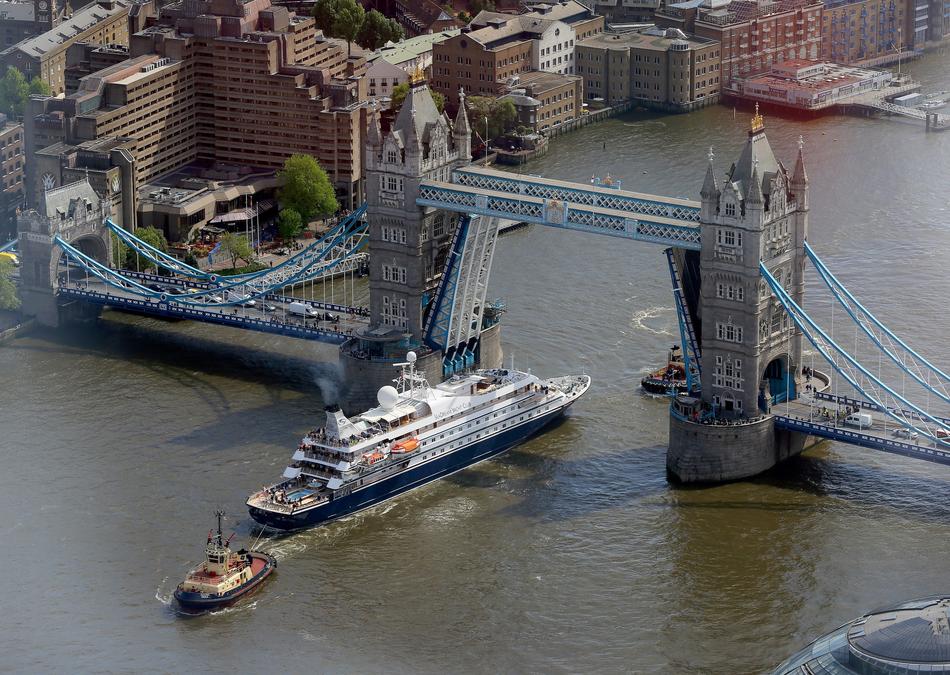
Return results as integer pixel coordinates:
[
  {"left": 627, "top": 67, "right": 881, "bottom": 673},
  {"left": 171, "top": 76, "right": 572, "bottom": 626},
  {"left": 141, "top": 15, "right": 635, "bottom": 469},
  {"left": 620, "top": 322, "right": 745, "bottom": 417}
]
[{"left": 174, "top": 552, "right": 276, "bottom": 611}]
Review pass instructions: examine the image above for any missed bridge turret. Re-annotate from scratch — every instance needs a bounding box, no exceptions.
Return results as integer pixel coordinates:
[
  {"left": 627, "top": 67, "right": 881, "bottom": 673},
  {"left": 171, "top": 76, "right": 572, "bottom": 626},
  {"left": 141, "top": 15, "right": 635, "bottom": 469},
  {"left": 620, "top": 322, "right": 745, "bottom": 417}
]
[
  {"left": 454, "top": 88, "right": 472, "bottom": 163},
  {"left": 700, "top": 147, "right": 719, "bottom": 222},
  {"left": 790, "top": 135, "right": 809, "bottom": 213}
]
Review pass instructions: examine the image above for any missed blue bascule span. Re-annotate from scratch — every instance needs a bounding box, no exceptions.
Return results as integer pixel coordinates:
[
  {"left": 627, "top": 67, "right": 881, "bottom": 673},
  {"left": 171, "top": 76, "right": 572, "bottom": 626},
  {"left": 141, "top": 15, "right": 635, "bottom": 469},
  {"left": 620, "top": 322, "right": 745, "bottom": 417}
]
[
  {"left": 424, "top": 214, "right": 471, "bottom": 353},
  {"left": 760, "top": 261, "right": 950, "bottom": 446},
  {"left": 664, "top": 247, "right": 701, "bottom": 392},
  {"left": 804, "top": 241, "right": 950, "bottom": 405},
  {"left": 416, "top": 182, "right": 702, "bottom": 250}
]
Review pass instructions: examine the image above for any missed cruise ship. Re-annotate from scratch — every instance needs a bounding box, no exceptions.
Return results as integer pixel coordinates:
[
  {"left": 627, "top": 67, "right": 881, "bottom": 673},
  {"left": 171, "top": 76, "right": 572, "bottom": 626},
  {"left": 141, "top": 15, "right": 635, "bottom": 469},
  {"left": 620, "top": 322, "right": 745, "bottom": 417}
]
[{"left": 247, "top": 353, "right": 590, "bottom": 531}]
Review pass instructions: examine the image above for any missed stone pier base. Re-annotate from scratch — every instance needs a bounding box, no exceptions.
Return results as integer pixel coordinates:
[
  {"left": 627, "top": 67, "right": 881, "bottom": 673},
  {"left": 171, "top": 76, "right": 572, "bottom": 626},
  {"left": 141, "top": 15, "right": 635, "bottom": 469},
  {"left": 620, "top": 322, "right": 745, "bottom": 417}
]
[{"left": 667, "top": 412, "right": 807, "bottom": 483}]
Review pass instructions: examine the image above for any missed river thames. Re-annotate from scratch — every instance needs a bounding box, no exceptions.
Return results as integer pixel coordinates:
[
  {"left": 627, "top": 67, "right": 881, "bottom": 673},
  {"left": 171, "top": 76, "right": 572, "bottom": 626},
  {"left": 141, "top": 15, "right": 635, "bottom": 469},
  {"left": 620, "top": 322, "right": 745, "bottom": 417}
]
[{"left": 2, "top": 53, "right": 949, "bottom": 673}]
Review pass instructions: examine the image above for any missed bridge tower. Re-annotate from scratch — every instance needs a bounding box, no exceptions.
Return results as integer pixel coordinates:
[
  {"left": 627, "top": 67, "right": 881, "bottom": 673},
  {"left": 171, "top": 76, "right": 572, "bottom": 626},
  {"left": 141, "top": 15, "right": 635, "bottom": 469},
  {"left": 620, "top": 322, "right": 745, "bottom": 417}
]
[
  {"left": 339, "top": 77, "right": 503, "bottom": 412},
  {"left": 17, "top": 179, "right": 112, "bottom": 326},
  {"left": 667, "top": 110, "right": 812, "bottom": 482}
]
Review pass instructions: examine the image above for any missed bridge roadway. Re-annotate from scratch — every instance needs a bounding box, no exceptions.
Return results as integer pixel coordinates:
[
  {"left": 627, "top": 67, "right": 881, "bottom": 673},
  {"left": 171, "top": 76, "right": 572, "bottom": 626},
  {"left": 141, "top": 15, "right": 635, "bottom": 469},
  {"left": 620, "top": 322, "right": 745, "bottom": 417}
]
[
  {"left": 59, "top": 271, "right": 368, "bottom": 344},
  {"left": 772, "top": 392, "right": 950, "bottom": 466},
  {"left": 418, "top": 168, "right": 702, "bottom": 250}
]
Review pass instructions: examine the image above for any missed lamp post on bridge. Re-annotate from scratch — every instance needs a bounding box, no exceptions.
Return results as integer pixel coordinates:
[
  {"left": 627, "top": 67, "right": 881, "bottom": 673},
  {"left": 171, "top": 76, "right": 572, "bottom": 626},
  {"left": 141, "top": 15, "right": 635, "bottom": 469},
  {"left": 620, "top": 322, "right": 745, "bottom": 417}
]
[{"left": 484, "top": 116, "right": 489, "bottom": 165}]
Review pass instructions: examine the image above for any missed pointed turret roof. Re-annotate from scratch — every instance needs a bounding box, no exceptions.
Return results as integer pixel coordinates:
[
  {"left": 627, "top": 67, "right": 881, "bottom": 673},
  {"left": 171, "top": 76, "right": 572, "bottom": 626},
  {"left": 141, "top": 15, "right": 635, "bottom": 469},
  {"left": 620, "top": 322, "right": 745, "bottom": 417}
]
[
  {"left": 367, "top": 102, "right": 382, "bottom": 147},
  {"left": 392, "top": 80, "right": 442, "bottom": 147},
  {"left": 727, "top": 105, "right": 782, "bottom": 201},
  {"left": 791, "top": 135, "right": 808, "bottom": 186},
  {"left": 746, "top": 164, "right": 764, "bottom": 206},
  {"left": 701, "top": 146, "right": 718, "bottom": 199},
  {"left": 454, "top": 87, "right": 470, "bottom": 137}
]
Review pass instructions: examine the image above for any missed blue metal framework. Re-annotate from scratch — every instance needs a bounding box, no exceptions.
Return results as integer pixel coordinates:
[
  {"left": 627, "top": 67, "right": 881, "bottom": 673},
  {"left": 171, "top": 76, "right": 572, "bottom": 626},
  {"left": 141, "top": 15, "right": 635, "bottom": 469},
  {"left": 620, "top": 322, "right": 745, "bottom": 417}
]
[
  {"left": 57, "top": 286, "right": 350, "bottom": 344},
  {"left": 416, "top": 183, "right": 702, "bottom": 250},
  {"left": 773, "top": 415, "right": 950, "bottom": 465},
  {"left": 450, "top": 167, "right": 701, "bottom": 223},
  {"left": 761, "top": 261, "right": 950, "bottom": 443},
  {"left": 664, "top": 247, "right": 701, "bottom": 392},
  {"left": 108, "top": 202, "right": 368, "bottom": 283},
  {"left": 805, "top": 241, "right": 950, "bottom": 404},
  {"left": 424, "top": 214, "right": 471, "bottom": 351},
  {"left": 0, "top": 238, "right": 16, "bottom": 253}
]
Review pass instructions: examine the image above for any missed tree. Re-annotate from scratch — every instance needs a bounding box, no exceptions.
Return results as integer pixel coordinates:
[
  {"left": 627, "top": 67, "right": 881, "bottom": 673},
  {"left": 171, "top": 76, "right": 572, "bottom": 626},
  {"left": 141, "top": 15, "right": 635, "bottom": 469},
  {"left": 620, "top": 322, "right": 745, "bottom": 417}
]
[
  {"left": 111, "top": 231, "right": 130, "bottom": 269},
  {"left": 312, "top": 0, "right": 364, "bottom": 57},
  {"left": 0, "top": 67, "right": 29, "bottom": 119},
  {"left": 467, "top": 95, "right": 517, "bottom": 141},
  {"left": 0, "top": 258, "right": 19, "bottom": 310},
  {"left": 277, "top": 154, "right": 338, "bottom": 223},
  {"left": 356, "top": 10, "right": 404, "bottom": 50},
  {"left": 219, "top": 232, "right": 254, "bottom": 270},
  {"left": 390, "top": 82, "right": 444, "bottom": 114},
  {"left": 457, "top": 10, "right": 471, "bottom": 23},
  {"left": 469, "top": 0, "right": 495, "bottom": 14},
  {"left": 183, "top": 250, "right": 199, "bottom": 269},
  {"left": 278, "top": 208, "right": 304, "bottom": 243},
  {"left": 129, "top": 226, "right": 168, "bottom": 272},
  {"left": 28, "top": 77, "right": 49, "bottom": 97}
]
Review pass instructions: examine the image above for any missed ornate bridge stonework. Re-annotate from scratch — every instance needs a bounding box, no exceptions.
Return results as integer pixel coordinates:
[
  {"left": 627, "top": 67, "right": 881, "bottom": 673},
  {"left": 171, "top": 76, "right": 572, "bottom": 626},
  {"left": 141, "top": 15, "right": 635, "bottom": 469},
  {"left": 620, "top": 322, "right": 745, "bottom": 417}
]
[
  {"left": 667, "top": 114, "right": 812, "bottom": 483},
  {"left": 339, "top": 81, "right": 502, "bottom": 413},
  {"left": 17, "top": 179, "right": 112, "bottom": 326}
]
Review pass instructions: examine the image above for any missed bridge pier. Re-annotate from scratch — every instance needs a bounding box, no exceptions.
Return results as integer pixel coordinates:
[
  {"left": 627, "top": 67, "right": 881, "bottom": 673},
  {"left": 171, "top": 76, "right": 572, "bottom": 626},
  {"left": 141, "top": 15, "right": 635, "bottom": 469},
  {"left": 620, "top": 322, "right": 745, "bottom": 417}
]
[{"left": 667, "top": 404, "right": 807, "bottom": 482}]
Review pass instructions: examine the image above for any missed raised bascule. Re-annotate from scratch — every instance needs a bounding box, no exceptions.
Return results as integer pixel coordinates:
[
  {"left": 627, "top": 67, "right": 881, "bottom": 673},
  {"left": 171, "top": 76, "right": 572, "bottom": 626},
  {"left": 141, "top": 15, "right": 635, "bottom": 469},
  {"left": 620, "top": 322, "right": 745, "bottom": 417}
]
[{"left": 13, "top": 77, "right": 950, "bottom": 484}]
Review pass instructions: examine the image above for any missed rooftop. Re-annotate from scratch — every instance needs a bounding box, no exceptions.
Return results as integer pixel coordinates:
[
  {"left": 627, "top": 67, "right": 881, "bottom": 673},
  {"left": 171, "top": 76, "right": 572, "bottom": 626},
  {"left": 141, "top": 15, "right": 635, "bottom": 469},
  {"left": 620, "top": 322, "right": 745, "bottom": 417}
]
[
  {"left": 512, "top": 69, "right": 581, "bottom": 93},
  {"left": 743, "top": 61, "right": 888, "bottom": 92},
  {"left": 578, "top": 25, "right": 717, "bottom": 49},
  {"left": 0, "top": 0, "right": 34, "bottom": 22},
  {"left": 369, "top": 29, "right": 461, "bottom": 66},
  {"left": 4, "top": 0, "right": 130, "bottom": 58}
]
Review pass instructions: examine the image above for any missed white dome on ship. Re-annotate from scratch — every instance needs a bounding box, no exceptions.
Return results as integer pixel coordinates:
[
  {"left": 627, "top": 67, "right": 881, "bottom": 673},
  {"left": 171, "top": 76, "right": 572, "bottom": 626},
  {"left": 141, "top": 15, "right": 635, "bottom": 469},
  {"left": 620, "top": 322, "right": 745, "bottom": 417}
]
[
  {"left": 406, "top": 351, "right": 417, "bottom": 363},
  {"left": 377, "top": 385, "right": 399, "bottom": 410}
]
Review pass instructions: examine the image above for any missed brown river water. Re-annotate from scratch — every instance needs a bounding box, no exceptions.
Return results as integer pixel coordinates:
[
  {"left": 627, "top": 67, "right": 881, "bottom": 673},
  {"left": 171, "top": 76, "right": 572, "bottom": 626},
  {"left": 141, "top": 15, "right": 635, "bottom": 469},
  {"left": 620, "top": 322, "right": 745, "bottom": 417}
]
[{"left": 2, "top": 52, "right": 949, "bottom": 674}]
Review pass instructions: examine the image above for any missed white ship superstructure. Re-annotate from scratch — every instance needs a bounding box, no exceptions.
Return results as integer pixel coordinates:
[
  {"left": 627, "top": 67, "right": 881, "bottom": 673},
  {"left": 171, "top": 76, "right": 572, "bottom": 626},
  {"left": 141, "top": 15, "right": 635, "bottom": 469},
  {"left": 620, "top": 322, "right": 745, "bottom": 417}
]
[{"left": 247, "top": 353, "right": 590, "bottom": 530}]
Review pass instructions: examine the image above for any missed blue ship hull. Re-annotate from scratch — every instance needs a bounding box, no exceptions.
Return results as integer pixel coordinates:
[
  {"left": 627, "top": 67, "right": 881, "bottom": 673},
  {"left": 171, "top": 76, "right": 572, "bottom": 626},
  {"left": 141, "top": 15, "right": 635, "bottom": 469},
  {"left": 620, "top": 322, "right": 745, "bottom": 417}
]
[{"left": 248, "top": 406, "right": 566, "bottom": 531}]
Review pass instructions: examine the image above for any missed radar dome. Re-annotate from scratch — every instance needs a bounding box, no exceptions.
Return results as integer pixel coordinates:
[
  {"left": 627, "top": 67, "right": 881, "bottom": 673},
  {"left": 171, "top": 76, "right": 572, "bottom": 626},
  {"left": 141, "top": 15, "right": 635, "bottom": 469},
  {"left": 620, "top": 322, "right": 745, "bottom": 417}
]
[
  {"left": 377, "top": 385, "right": 399, "bottom": 410},
  {"left": 406, "top": 351, "right": 417, "bottom": 364}
]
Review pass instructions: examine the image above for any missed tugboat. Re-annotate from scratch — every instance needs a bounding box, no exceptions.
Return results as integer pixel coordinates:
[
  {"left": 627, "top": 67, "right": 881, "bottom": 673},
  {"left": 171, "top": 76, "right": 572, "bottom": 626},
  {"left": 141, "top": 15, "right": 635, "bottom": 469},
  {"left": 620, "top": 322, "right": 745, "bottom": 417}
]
[
  {"left": 641, "top": 345, "right": 690, "bottom": 395},
  {"left": 173, "top": 511, "right": 276, "bottom": 612}
]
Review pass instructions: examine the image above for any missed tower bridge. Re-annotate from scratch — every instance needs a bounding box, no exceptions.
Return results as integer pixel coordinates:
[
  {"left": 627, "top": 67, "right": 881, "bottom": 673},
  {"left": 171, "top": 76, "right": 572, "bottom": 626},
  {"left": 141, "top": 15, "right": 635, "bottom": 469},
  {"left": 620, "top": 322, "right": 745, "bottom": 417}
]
[{"left": 14, "top": 75, "right": 950, "bottom": 484}]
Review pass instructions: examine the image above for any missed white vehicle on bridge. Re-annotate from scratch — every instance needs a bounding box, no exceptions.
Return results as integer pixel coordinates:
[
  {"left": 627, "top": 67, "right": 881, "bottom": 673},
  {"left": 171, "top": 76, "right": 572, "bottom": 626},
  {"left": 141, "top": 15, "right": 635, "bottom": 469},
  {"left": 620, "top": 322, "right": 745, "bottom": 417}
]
[
  {"left": 224, "top": 291, "right": 256, "bottom": 308},
  {"left": 893, "top": 428, "right": 919, "bottom": 440},
  {"left": 844, "top": 412, "right": 873, "bottom": 429},
  {"left": 287, "top": 301, "right": 320, "bottom": 319}
]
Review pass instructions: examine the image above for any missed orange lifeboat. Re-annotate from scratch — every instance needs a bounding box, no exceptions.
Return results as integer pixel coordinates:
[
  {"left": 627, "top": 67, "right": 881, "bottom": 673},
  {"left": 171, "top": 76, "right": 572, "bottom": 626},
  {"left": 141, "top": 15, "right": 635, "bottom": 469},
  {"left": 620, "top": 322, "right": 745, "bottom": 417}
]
[
  {"left": 364, "top": 451, "right": 386, "bottom": 465},
  {"left": 391, "top": 438, "right": 419, "bottom": 454}
]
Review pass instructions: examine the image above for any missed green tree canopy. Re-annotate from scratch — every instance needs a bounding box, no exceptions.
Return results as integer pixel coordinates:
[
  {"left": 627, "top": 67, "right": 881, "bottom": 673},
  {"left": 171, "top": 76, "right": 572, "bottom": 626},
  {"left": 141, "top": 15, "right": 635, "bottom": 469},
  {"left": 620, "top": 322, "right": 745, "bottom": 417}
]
[
  {"left": 469, "top": 0, "right": 495, "bottom": 15},
  {"left": 0, "top": 67, "right": 50, "bottom": 118},
  {"left": 467, "top": 95, "right": 517, "bottom": 141},
  {"left": 0, "top": 257, "right": 19, "bottom": 310},
  {"left": 312, "top": 0, "right": 364, "bottom": 56},
  {"left": 28, "top": 77, "right": 50, "bottom": 97},
  {"left": 219, "top": 232, "right": 254, "bottom": 270},
  {"left": 277, "top": 154, "right": 338, "bottom": 222},
  {"left": 390, "top": 82, "right": 444, "bottom": 114},
  {"left": 128, "top": 226, "right": 168, "bottom": 272},
  {"left": 457, "top": 10, "right": 471, "bottom": 23},
  {"left": 277, "top": 208, "right": 304, "bottom": 242},
  {"left": 0, "top": 67, "right": 28, "bottom": 119},
  {"left": 356, "top": 9, "right": 404, "bottom": 49}
]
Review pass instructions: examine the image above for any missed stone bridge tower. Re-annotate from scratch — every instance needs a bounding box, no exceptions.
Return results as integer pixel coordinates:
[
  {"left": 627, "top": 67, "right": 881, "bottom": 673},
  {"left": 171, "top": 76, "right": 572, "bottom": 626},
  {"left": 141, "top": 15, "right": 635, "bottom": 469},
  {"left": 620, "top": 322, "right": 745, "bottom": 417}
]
[
  {"left": 17, "top": 179, "right": 113, "bottom": 326},
  {"left": 667, "top": 111, "right": 811, "bottom": 482},
  {"left": 339, "top": 79, "right": 502, "bottom": 412}
]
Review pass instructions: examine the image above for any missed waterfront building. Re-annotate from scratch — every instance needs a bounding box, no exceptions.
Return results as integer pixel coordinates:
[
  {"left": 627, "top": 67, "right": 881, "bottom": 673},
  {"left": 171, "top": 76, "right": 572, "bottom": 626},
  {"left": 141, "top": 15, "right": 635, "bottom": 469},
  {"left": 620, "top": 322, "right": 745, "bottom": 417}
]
[
  {"left": 0, "top": 0, "right": 132, "bottom": 95},
  {"left": 576, "top": 26, "right": 721, "bottom": 111},
  {"left": 736, "top": 59, "right": 891, "bottom": 107},
  {"left": 0, "top": 115, "right": 23, "bottom": 239},
  {"left": 500, "top": 69, "right": 582, "bottom": 132},
  {"left": 432, "top": 0, "right": 603, "bottom": 112},
  {"left": 773, "top": 595, "right": 950, "bottom": 674},
  {"left": 23, "top": 0, "right": 369, "bottom": 224},
  {"left": 820, "top": 0, "right": 904, "bottom": 64},
  {"left": 656, "top": 0, "right": 823, "bottom": 91}
]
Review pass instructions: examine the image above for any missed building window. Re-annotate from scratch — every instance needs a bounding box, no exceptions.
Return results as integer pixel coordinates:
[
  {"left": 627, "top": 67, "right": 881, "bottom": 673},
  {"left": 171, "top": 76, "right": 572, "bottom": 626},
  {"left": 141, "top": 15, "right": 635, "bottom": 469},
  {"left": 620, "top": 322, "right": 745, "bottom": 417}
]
[
  {"left": 717, "top": 228, "right": 741, "bottom": 248},
  {"left": 716, "top": 322, "right": 743, "bottom": 343}
]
